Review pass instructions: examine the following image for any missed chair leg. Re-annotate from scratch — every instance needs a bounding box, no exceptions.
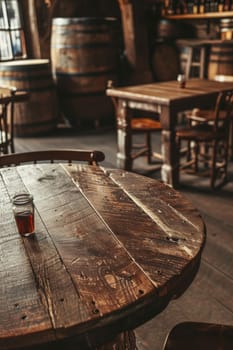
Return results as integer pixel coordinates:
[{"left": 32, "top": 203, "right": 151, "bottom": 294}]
[
  {"left": 146, "top": 132, "right": 152, "bottom": 164},
  {"left": 220, "top": 138, "right": 229, "bottom": 186},
  {"left": 194, "top": 142, "right": 199, "bottom": 173},
  {"left": 176, "top": 136, "right": 181, "bottom": 183},
  {"left": 186, "top": 140, "right": 192, "bottom": 162},
  {"left": 211, "top": 140, "right": 217, "bottom": 189},
  {"left": 10, "top": 139, "right": 15, "bottom": 153},
  {"left": 211, "top": 139, "right": 228, "bottom": 189},
  {"left": 229, "top": 118, "right": 233, "bottom": 160}
]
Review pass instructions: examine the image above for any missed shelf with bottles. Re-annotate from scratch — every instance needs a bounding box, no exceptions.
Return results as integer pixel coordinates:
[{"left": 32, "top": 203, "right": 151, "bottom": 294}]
[
  {"left": 162, "top": 1, "right": 233, "bottom": 19},
  {"left": 164, "top": 11, "right": 233, "bottom": 20}
]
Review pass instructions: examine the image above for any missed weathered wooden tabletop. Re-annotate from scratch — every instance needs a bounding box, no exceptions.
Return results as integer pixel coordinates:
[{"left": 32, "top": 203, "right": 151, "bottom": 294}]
[
  {"left": 0, "top": 164, "right": 206, "bottom": 349},
  {"left": 106, "top": 79, "right": 233, "bottom": 106}
]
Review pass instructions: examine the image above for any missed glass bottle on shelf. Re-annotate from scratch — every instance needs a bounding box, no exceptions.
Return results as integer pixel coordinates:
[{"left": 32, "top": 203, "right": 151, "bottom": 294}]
[
  {"left": 218, "top": 0, "right": 225, "bottom": 12},
  {"left": 205, "top": 0, "right": 211, "bottom": 12},
  {"left": 224, "top": 0, "right": 230, "bottom": 11},
  {"left": 192, "top": 0, "right": 199, "bottom": 14},
  {"left": 199, "top": 0, "right": 205, "bottom": 13}
]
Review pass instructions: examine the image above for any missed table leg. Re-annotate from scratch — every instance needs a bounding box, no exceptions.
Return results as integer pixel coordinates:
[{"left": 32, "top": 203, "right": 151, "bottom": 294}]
[
  {"left": 160, "top": 107, "right": 179, "bottom": 188},
  {"left": 97, "top": 330, "right": 137, "bottom": 350},
  {"left": 116, "top": 101, "right": 133, "bottom": 171},
  {"left": 229, "top": 117, "right": 233, "bottom": 160},
  {"left": 27, "top": 331, "right": 137, "bottom": 350}
]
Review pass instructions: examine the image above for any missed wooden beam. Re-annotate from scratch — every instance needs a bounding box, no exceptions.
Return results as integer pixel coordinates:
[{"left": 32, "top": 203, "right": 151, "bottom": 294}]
[
  {"left": 118, "top": 0, "right": 153, "bottom": 84},
  {"left": 21, "top": 0, "right": 41, "bottom": 58}
]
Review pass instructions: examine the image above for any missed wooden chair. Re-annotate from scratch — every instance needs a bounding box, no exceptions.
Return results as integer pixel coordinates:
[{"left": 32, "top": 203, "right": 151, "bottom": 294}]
[
  {"left": 0, "top": 86, "right": 17, "bottom": 155},
  {"left": 130, "top": 116, "right": 162, "bottom": 165},
  {"left": 214, "top": 75, "right": 233, "bottom": 160},
  {"left": 0, "top": 149, "right": 105, "bottom": 167},
  {"left": 162, "top": 322, "right": 233, "bottom": 350},
  {"left": 176, "top": 90, "right": 233, "bottom": 189},
  {"left": 107, "top": 80, "right": 162, "bottom": 169}
]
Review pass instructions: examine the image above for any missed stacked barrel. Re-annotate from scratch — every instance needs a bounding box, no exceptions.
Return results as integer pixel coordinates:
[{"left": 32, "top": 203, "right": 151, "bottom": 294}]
[
  {"left": 0, "top": 59, "right": 58, "bottom": 137},
  {"left": 50, "top": 17, "right": 119, "bottom": 127},
  {"left": 0, "top": 17, "right": 119, "bottom": 136}
]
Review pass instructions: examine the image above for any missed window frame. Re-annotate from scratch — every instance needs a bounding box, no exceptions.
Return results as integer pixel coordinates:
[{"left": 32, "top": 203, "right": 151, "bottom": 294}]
[{"left": 0, "top": 0, "right": 27, "bottom": 61}]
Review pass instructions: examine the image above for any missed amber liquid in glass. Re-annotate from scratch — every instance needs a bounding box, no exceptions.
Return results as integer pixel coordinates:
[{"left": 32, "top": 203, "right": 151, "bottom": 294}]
[{"left": 15, "top": 211, "right": 35, "bottom": 236}]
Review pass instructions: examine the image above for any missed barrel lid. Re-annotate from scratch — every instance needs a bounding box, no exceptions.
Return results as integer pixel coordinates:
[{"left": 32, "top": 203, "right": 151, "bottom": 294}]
[
  {"left": 52, "top": 17, "right": 118, "bottom": 26},
  {"left": 0, "top": 59, "right": 50, "bottom": 71}
]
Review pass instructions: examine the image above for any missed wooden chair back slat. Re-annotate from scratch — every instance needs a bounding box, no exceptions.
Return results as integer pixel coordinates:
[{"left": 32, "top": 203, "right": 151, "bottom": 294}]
[
  {"left": 176, "top": 89, "right": 233, "bottom": 189},
  {"left": 213, "top": 90, "right": 233, "bottom": 131},
  {"left": 0, "top": 149, "right": 105, "bottom": 167}
]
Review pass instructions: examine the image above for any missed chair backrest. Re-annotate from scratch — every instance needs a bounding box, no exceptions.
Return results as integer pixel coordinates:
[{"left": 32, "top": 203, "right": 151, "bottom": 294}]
[
  {"left": 0, "top": 149, "right": 105, "bottom": 167},
  {"left": 0, "top": 86, "right": 17, "bottom": 154},
  {"left": 213, "top": 90, "right": 233, "bottom": 132},
  {"left": 163, "top": 322, "right": 233, "bottom": 350}
]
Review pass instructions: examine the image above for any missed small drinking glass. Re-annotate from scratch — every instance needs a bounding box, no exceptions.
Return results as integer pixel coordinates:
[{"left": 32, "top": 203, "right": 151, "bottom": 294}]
[
  {"left": 177, "top": 74, "right": 186, "bottom": 88},
  {"left": 13, "top": 193, "right": 35, "bottom": 237}
]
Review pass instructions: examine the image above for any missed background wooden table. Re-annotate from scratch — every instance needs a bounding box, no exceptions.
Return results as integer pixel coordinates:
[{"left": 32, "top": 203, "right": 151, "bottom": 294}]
[
  {"left": 0, "top": 164, "right": 206, "bottom": 349},
  {"left": 106, "top": 78, "right": 233, "bottom": 188}
]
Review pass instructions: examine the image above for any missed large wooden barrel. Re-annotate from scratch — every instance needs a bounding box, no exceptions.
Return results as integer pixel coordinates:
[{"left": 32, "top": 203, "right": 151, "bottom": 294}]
[
  {"left": 208, "top": 42, "right": 233, "bottom": 80},
  {"left": 155, "top": 20, "right": 195, "bottom": 42},
  {"left": 151, "top": 42, "right": 180, "bottom": 81},
  {"left": 0, "top": 59, "right": 58, "bottom": 137},
  {"left": 51, "top": 17, "right": 118, "bottom": 127}
]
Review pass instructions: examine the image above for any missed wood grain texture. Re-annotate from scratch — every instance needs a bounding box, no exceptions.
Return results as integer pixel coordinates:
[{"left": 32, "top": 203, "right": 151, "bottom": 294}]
[
  {"left": 67, "top": 166, "right": 205, "bottom": 296},
  {"left": 0, "top": 164, "right": 205, "bottom": 349}
]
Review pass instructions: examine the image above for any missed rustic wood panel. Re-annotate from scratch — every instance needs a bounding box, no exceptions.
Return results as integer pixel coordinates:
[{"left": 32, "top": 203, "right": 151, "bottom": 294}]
[
  {"left": 66, "top": 165, "right": 205, "bottom": 297},
  {"left": 0, "top": 170, "right": 53, "bottom": 348}
]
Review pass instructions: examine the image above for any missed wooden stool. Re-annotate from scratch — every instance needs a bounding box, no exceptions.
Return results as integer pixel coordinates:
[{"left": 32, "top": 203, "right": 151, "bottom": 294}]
[{"left": 185, "top": 44, "right": 207, "bottom": 79}]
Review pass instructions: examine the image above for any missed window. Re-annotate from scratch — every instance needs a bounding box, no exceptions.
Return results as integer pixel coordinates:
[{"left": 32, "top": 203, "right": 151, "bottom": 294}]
[{"left": 0, "top": 0, "right": 26, "bottom": 60}]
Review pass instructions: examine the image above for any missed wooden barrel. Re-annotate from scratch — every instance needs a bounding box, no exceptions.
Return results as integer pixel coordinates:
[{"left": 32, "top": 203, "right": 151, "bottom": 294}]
[
  {"left": 0, "top": 59, "right": 58, "bottom": 137},
  {"left": 208, "top": 43, "right": 233, "bottom": 80},
  {"left": 151, "top": 42, "right": 180, "bottom": 81},
  {"left": 155, "top": 20, "right": 195, "bottom": 42},
  {"left": 51, "top": 17, "right": 118, "bottom": 127}
]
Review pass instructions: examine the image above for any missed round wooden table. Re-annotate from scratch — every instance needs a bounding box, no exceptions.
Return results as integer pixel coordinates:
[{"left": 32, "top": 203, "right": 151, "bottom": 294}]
[{"left": 0, "top": 164, "right": 206, "bottom": 350}]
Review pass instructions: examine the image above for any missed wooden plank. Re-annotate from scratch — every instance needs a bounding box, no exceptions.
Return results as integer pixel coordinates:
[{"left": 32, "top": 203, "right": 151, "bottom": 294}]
[
  {"left": 12, "top": 165, "right": 156, "bottom": 327},
  {"left": 21, "top": 0, "right": 41, "bottom": 58},
  {"left": 117, "top": 0, "right": 153, "bottom": 84},
  {"left": 66, "top": 165, "right": 205, "bottom": 297},
  {"left": 0, "top": 170, "right": 54, "bottom": 348},
  {"left": 106, "top": 80, "right": 233, "bottom": 103},
  {"left": 1, "top": 166, "right": 97, "bottom": 346}
]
